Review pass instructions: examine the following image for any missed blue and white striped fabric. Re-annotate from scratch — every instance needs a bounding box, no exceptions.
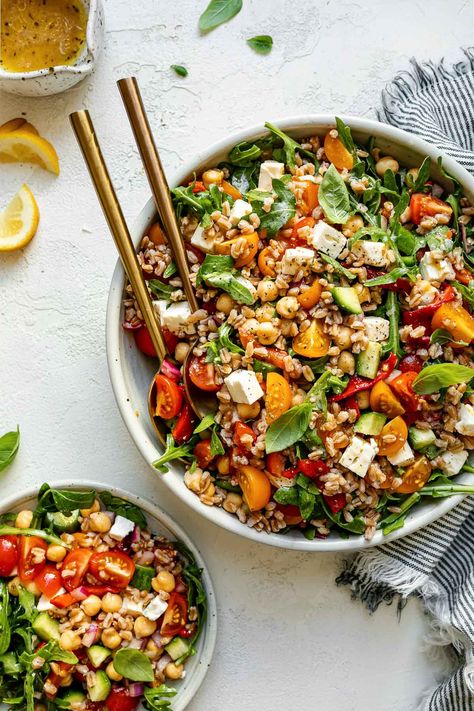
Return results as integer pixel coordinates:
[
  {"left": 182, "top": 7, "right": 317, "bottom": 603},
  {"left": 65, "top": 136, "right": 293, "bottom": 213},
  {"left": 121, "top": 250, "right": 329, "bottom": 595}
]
[{"left": 338, "top": 49, "right": 474, "bottom": 711}]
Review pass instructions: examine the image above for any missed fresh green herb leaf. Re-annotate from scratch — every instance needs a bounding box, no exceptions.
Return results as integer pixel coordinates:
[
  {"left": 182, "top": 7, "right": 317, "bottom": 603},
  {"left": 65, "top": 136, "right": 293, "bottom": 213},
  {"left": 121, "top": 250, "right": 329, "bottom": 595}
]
[
  {"left": 148, "top": 280, "right": 175, "bottom": 300},
  {"left": 228, "top": 142, "right": 262, "bottom": 167},
  {"left": 247, "top": 35, "right": 273, "bottom": 54},
  {"left": 23, "top": 640, "right": 78, "bottom": 665},
  {"left": 199, "top": 0, "right": 242, "bottom": 31},
  {"left": 318, "top": 164, "right": 352, "bottom": 224},
  {"left": 413, "top": 156, "right": 431, "bottom": 191},
  {"left": 413, "top": 363, "right": 474, "bottom": 394},
  {"left": 0, "top": 582, "right": 10, "bottom": 655},
  {"left": 197, "top": 254, "right": 255, "bottom": 305},
  {"left": 430, "top": 329, "right": 468, "bottom": 347},
  {"left": 264, "top": 122, "right": 318, "bottom": 171},
  {"left": 173, "top": 542, "right": 206, "bottom": 662},
  {"left": 365, "top": 267, "right": 409, "bottom": 287},
  {"left": 335, "top": 117, "right": 356, "bottom": 154},
  {"left": 171, "top": 64, "right": 188, "bottom": 77},
  {"left": 0, "top": 525, "right": 68, "bottom": 548},
  {"left": 298, "top": 488, "right": 316, "bottom": 520},
  {"left": 210, "top": 428, "right": 225, "bottom": 456},
  {"left": 163, "top": 262, "right": 178, "bottom": 279},
  {"left": 36, "top": 485, "right": 95, "bottom": 515},
  {"left": 0, "top": 428, "right": 20, "bottom": 473},
  {"left": 245, "top": 188, "right": 272, "bottom": 202},
  {"left": 273, "top": 486, "right": 300, "bottom": 506},
  {"left": 452, "top": 280, "right": 474, "bottom": 308},
  {"left": 153, "top": 434, "right": 194, "bottom": 473},
  {"left": 319, "top": 253, "right": 356, "bottom": 281},
  {"left": 425, "top": 226, "right": 453, "bottom": 252},
  {"left": 436, "top": 156, "right": 462, "bottom": 194},
  {"left": 254, "top": 178, "right": 296, "bottom": 236},
  {"left": 265, "top": 403, "right": 313, "bottom": 454},
  {"left": 193, "top": 414, "right": 215, "bottom": 434},
  {"left": 99, "top": 492, "right": 147, "bottom": 529},
  {"left": 113, "top": 648, "right": 154, "bottom": 682},
  {"left": 144, "top": 684, "right": 178, "bottom": 711}
]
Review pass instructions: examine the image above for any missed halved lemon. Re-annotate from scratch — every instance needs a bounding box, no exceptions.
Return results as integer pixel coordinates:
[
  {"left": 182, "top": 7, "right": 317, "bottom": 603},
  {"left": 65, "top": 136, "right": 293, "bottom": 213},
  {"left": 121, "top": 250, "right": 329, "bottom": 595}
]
[
  {"left": 0, "top": 184, "right": 40, "bottom": 252},
  {"left": 0, "top": 130, "right": 59, "bottom": 175},
  {"left": 0, "top": 118, "right": 39, "bottom": 135}
]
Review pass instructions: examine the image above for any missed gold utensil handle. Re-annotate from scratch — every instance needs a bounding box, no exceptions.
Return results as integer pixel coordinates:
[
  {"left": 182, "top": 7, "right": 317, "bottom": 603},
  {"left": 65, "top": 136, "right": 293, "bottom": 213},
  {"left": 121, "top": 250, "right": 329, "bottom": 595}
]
[
  {"left": 70, "top": 109, "right": 167, "bottom": 362},
  {"left": 117, "top": 76, "right": 199, "bottom": 313}
]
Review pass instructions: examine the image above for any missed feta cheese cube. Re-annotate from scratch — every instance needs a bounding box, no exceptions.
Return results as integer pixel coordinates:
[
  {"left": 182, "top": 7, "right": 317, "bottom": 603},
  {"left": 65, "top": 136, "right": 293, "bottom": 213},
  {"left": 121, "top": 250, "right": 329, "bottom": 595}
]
[
  {"left": 37, "top": 588, "right": 66, "bottom": 611},
  {"left": 352, "top": 241, "right": 390, "bottom": 267},
  {"left": 121, "top": 597, "right": 144, "bottom": 616},
  {"left": 142, "top": 596, "right": 169, "bottom": 621},
  {"left": 109, "top": 515, "right": 135, "bottom": 542},
  {"left": 224, "top": 369, "right": 264, "bottom": 404},
  {"left": 154, "top": 300, "right": 196, "bottom": 335},
  {"left": 387, "top": 441, "right": 415, "bottom": 466},
  {"left": 419, "top": 251, "right": 456, "bottom": 282},
  {"left": 229, "top": 199, "right": 252, "bottom": 226},
  {"left": 308, "top": 221, "right": 347, "bottom": 259},
  {"left": 455, "top": 403, "right": 474, "bottom": 436},
  {"left": 281, "top": 247, "right": 315, "bottom": 275},
  {"left": 190, "top": 224, "right": 215, "bottom": 253},
  {"left": 364, "top": 317, "right": 390, "bottom": 342},
  {"left": 258, "top": 160, "right": 285, "bottom": 192},
  {"left": 339, "top": 436, "right": 378, "bottom": 478},
  {"left": 438, "top": 449, "right": 468, "bottom": 476}
]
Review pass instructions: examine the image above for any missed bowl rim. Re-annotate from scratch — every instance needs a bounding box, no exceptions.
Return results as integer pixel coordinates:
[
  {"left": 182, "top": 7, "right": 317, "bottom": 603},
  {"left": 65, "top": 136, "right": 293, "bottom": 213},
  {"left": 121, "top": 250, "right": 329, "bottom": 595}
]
[
  {"left": 106, "top": 113, "right": 474, "bottom": 552},
  {"left": 0, "top": 479, "right": 217, "bottom": 711}
]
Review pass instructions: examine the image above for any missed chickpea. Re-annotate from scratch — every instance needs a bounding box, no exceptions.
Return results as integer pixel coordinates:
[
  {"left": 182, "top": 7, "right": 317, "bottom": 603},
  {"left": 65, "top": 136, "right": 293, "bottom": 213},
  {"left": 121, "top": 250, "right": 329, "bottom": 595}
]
[
  {"left": 223, "top": 492, "right": 243, "bottom": 513},
  {"left": 8, "top": 576, "right": 21, "bottom": 596},
  {"left": 216, "top": 293, "right": 235, "bottom": 315},
  {"left": 216, "top": 454, "right": 230, "bottom": 475},
  {"left": 276, "top": 296, "right": 299, "bottom": 319},
  {"left": 342, "top": 215, "right": 364, "bottom": 238},
  {"left": 80, "top": 499, "right": 100, "bottom": 517},
  {"left": 134, "top": 616, "right": 157, "bottom": 639},
  {"left": 152, "top": 570, "right": 176, "bottom": 594},
  {"left": 256, "top": 321, "right": 280, "bottom": 345},
  {"left": 174, "top": 342, "right": 190, "bottom": 364},
  {"left": 145, "top": 639, "right": 162, "bottom": 660},
  {"left": 59, "top": 630, "right": 82, "bottom": 651},
  {"left": 89, "top": 512, "right": 112, "bottom": 533},
  {"left": 405, "top": 167, "right": 419, "bottom": 187},
  {"left": 165, "top": 662, "right": 184, "bottom": 680},
  {"left": 332, "top": 325, "right": 353, "bottom": 350},
  {"left": 60, "top": 674, "right": 73, "bottom": 688},
  {"left": 242, "top": 317, "right": 259, "bottom": 335},
  {"left": 101, "top": 628, "right": 122, "bottom": 650},
  {"left": 236, "top": 402, "right": 261, "bottom": 420},
  {"left": 356, "top": 390, "right": 370, "bottom": 409},
  {"left": 81, "top": 595, "right": 102, "bottom": 617},
  {"left": 375, "top": 156, "right": 399, "bottom": 178},
  {"left": 15, "top": 510, "right": 33, "bottom": 529},
  {"left": 106, "top": 661, "right": 123, "bottom": 682},
  {"left": 46, "top": 544, "right": 67, "bottom": 562},
  {"left": 255, "top": 304, "right": 275, "bottom": 322},
  {"left": 257, "top": 280, "right": 279, "bottom": 302},
  {"left": 202, "top": 168, "right": 223, "bottom": 186},
  {"left": 101, "top": 593, "right": 123, "bottom": 614},
  {"left": 338, "top": 351, "right": 356, "bottom": 374},
  {"left": 291, "top": 389, "right": 307, "bottom": 407}
]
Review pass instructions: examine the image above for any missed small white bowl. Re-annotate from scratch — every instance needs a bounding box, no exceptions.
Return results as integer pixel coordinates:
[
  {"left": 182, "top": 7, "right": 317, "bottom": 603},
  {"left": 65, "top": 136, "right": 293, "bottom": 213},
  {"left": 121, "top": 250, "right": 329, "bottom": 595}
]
[
  {"left": 0, "top": 480, "right": 217, "bottom": 711},
  {"left": 107, "top": 115, "right": 474, "bottom": 552},
  {"left": 0, "top": 0, "right": 104, "bottom": 97}
]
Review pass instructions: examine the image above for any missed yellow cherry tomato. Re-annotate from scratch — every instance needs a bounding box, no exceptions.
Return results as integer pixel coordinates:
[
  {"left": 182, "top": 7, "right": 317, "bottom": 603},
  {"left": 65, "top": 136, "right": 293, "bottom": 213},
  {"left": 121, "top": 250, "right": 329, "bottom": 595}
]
[
  {"left": 394, "top": 456, "right": 431, "bottom": 494},
  {"left": 324, "top": 132, "right": 354, "bottom": 170},
  {"left": 297, "top": 279, "right": 322, "bottom": 310},
  {"left": 292, "top": 320, "right": 330, "bottom": 358},
  {"left": 369, "top": 381, "right": 405, "bottom": 418},
  {"left": 215, "top": 232, "right": 259, "bottom": 267},
  {"left": 265, "top": 372, "right": 292, "bottom": 424},
  {"left": 377, "top": 416, "right": 408, "bottom": 457},
  {"left": 431, "top": 301, "right": 474, "bottom": 344},
  {"left": 238, "top": 465, "right": 272, "bottom": 511}
]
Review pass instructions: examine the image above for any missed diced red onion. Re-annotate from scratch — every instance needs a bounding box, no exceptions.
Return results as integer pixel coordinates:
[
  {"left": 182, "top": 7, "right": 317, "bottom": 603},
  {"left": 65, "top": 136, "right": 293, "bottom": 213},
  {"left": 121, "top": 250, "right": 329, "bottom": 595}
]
[
  {"left": 175, "top": 579, "right": 186, "bottom": 594},
  {"left": 431, "top": 183, "right": 444, "bottom": 198},
  {"left": 128, "top": 684, "right": 144, "bottom": 698},
  {"left": 82, "top": 624, "right": 99, "bottom": 648},
  {"left": 156, "top": 654, "right": 171, "bottom": 673},
  {"left": 151, "top": 632, "right": 164, "bottom": 648},
  {"left": 137, "top": 551, "right": 154, "bottom": 566},
  {"left": 103, "top": 511, "right": 116, "bottom": 523},
  {"left": 71, "top": 586, "right": 89, "bottom": 601},
  {"left": 161, "top": 359, "right": 181, "bottom": 382},
  {"left": 127, "top": 637, "right": 143, "bottom": 649},
  {"left": 131, "top": 526, "right": 141, "bottom": 545}
]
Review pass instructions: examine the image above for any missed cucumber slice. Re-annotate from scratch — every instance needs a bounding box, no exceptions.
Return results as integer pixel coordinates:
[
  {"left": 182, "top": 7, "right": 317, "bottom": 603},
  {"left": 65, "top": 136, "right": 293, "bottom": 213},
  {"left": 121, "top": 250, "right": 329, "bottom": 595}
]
[
  {"left": 408, "top": 427, "right": 436, "bottom": 451},
  {"left": 87, "top": 645, "right": 111, "bottom": 668},
  {"left": 45, "top": 510, "right": 80, "bottom": 533},
  {"left": 354, "top": 412, "right": 387, "bottom": 436},
  {"left": 420, "top": 444, "right": 439, "bottom": 460},
  {"left": 356, "top": 342, "right": 382, "bottom": 379},
  {"left": 331, "top": 286, "right": 362, "bottom": 314},
  {"left": 32, "top": 611, "right": 60, "bottom": 641},
  {"left": 130, "top": 564, "right": 155, "bottom": 591},
  {"left": 57, "top": 689, "right": 87, "bottom": 709},
  {"left": 87, "top": 670, "right": 111, "bottom": 702},
  {"left": 165, "top": 636, "right": 191, "bottom": 661}
]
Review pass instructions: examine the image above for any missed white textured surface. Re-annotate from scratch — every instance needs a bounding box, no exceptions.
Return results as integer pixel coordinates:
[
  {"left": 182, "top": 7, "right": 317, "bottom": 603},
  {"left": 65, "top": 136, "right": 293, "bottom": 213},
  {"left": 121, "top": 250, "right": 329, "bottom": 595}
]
[{"left": 0, "top": 1, "right": 472, "bottom": 708}]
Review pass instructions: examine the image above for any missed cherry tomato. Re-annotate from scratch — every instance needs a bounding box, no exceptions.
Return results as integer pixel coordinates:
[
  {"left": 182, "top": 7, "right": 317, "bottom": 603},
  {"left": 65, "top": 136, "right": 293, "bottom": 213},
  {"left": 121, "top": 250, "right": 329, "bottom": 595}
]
[
  {"left": 377, "top": 416, "right": 408, "bottom": 457},
  {"left": 162, "top": 328, "right": 179, "bottom": 355},
  {"left": 297, "top": 459, "right": 329, "bottom": 478},
  {"left": 323, "top": 493, "right": 346, "bottom": 514},
  {"left": 233, "top": 421, "right": 256, "bottom": 452},
  {"left": 293, "top": 319, "right": 330, "bottom": 358},
  {"left": 188, "top": 355, "right": 220, "bottom": 392},
  {"left": 161, "top": 592, "right": 188, "bottom": 636},
  {"left": 193, "top": 439, "right": 215, "bottom": 469},
  {"left": 431, "top": 301, "right": 474, "bottom": 344},
  {"left": 454, "top": 268, "right": 474, "bottom": 286},
  {"left": 395, "top": 456, "right": 431, "bottom": 494},
  {"left": 410, "top": 193, "right": 453, "bottom": 225},
  {"left": 324, "top": 132, "right": 354, "bottom": 170},
  {"left": 297, "top": 279, "right": 322, "bottom": 310},
  {"left": 399, "top": 355, "right": 423, "bottom": 373},
  {"left": 19, "top": 536, "right": 47, "bottom": 584},
  {"left": 266, "top": 452, "right": 286, "bottom": 476},
  {"left": 134, "top": 326, "right": 157, "bottom": 357},
  {"left": 238, "top": 465, "right": 271, "bottom": 511},
  {"left": 265, "top": 372, "right": 292, "bottom": 424},
  {"left": 154, "top": 374, "right": 182, "bottom": 419},
  {"left": 0, "top": 535, "right": 18, "bottom": 577},
  {"left": 81, "top": 585, "right": 120, "bottom": 597},
  {"left": 172, "top": 403, "right": 195, "bottom": 444},
  {"left": 369, "top": 381, "right": 405, "bottom": 418},
  {"left": 221, "top": 180, "right": 242, "bottom": 201},
  {"left": 191, "top": 180, "right": 206, "bottom": 193},
  {"left": 89, "top": 551, "right": 135, "bottom": 589},
  {"left": 291, "top": 216, "right": 316, "bottom": 241},
  {"left": 276, "top": 504, "right": 303, "bottom": 525},
  {"left": 51, "top": 592, "right": 77, "bottom": 609},
  {"left": 216, "top": 233, "right": 259, "bottom": 267},
  {"left": 390, "top": 372, "right": 421, "bottom": 413},
  {"left": 60, "top": 549, "right": 93, "bottom": 591},
  {"left": 35, "top": 565, "right": 62, "bottom": 598},
  {"left": 302, "top": 182, "right": 319, "bottom": 214},
  {"left": 258, "top": 246, "right": 280, "bottom": 277},
  {"left": 106, "top": 688, "right": 140, "bottom": 711}
]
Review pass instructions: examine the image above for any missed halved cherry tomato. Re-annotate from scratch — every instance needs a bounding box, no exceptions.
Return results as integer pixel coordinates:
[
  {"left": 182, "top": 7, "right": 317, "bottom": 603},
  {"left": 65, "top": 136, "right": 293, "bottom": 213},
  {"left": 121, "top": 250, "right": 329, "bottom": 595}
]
[
  {"left": 395, "top": 456, "right": 431, "bottom": 494},
  {"left": 410, "top": 193, "right": 453, "bottom": 225},
  {"left": 162, "top": 328, "right": 179, "bottom": 355},
  {"left": 89, "top": 551, "right": 135, "bottom": 589},
  {"left": 377, "top": 416, "right": 408, "bottom": 457},
  {"left": 161, "top": 592, "right": 188, "bottom": 636},
  {"left": 0, "top": 535, "right": 18, "bottom": 577},
  {"left": 266, "top": 452, "right": 286, "bottom": 476},
  {"left": 293, "top": 319, "right": 330, "bottom": 358},
  {"left": 194, "top": 439, "right": 215, "bottom": 469},
  {"left": 302, "top": 182, "right": 319, "bottom": 214},
  {"left": 154, "top": 374, "right": 182, "bottom": 419},
  {"left": 265, "top": 372, "right": 292, "bottom": 424},
  {"left": 324, "top": 132, "right": 354, "bottom": 170},
  {"left": 147, "top": 222, "right": 166, "bottom": 245},
  {"left": 134, "top": 326, "right": 156, "bottom": 357},
  {"left": 291, "top": 216, "right": 316, "bottom": 241},
  {"left": 431, "top": 300, "right": 474, "bottom": 344},
  {"left": 369, "top": 381, "right": 405, "bottom": 418},
  {"left": 172, "top": 403, "right": 195, "bottom": 444},
  {"left": 297, "top": 279, "right": 322, "bottom": 309},
  {"left": 390, "top": 372, "right": 421, "bottom": 413},
  {"left": 51, "top": 592, "right": 77, "bottom": 609},
  {"left": 221, "top": 180, "right": 242, "bottom": 201},
  {"left": 60, "top": 549, "right": 93, "bottom": 591},
  {"left": 238, "top": 465, "right": 272, "bottom": 511},
  {"left": 297, "top": 459, "right": 329, "bottom": 478},
  {"left": 215, "top": 232, "right": 259, "bottom": 267},
  {"left": 233, "top": 421, "right": 256, "bottom": 452},
  {"left": 258, "top": 246, "right": 281, "bottom": 277},
  {"left": 19, "top": 536, "right": 47, "bottom": 583},
  {"left": 454, "top": 267, "right": 474, "bottom": 286},
  {"left": 276, "top": 503, "right": 303, "bottom": 525},
  {"left": 399, "top": 355, "right": 423, "bottom": 373},
  {"left": 35, "top": 565, "right": 62, "bottom": 598},
  {"left": 106, "top": 688, "right": 140, "bottom": 711},
  {"left": 323, "top": 493, "right": 346, "bottom": 514},
  {"left": 188, "top": 355, "right": 220, "bottom": 392}
]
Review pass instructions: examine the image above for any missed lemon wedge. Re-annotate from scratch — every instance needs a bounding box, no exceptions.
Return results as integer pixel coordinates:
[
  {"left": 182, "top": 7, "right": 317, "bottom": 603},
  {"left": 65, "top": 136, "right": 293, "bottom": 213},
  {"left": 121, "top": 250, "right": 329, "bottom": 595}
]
[
  {"left": 0, "top": 118, "right": 39, "bottom": 135},
  {"left": 0, "top": 130, "right": 59, "bottom": 175},
  {"left": 0, "top": 184, "right": 40, "bottom": 252}
]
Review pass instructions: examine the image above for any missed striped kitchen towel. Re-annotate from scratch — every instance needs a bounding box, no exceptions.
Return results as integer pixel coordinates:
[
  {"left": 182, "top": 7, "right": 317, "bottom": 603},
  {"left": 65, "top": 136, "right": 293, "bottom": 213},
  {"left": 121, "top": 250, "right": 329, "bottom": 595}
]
[{"left": 337, "top": 49, "right": 474, "bottom": 711}]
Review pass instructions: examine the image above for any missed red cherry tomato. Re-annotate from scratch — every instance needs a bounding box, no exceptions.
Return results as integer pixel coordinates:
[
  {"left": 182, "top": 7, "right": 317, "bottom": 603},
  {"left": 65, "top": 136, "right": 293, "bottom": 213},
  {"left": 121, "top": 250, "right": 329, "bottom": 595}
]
[
  {"left": 390, "top": 371, "right": 422, "bottom": 413},
  {"left": 60, "top": 549, "right": 93, "bottom": 591},
  {"left": 193, "top": 439, "right": 215, "bottom": 469},
  {"left": 133, "top": 326, "right": 157, "bottom": 357},
  {"left": 81, "top": 585, "right": 120, "bottom": 597},
  {"left": 154, "top": 374, "right": 183, "bottom": 419},
  {"left": 297, "top": 459, "right": 329, "bottom": 478},
  {"left": 0, "top": 535, "right": 19, "bottom": 577},
  {"left": 89, "top": 551, "right": 135, "bottom": 589},
  {"left": 410, "top": 193, "right": 453, "bottom": 225},
  {"left": 44, "top": 662, "right": 74, "bottom": 698},
  {"left": 188, "top": 355, "right": 220, "bottom": 392},
  {"left": 233, "top": 421, "right": 256, "bottom": 452},
  {"left": 399, "top": 355, "right": 423, "bottom": 373},
  {"left": 323, "top": 493, "right": 346, "bottom": 514},
  {"left": 275, "top": 504, "right": 303, "bottom": 525},
  {"left": 266, "top": 453, "right": 286, "bottom": 476},
  {"left": 162, "top": 328, "right": 179, "bottom": 354},
  {"left": 35, "top": 565, "right": 62, "bottom": 598},
  {"left": 51, "top": 592, "right": 77, "bottom": 609},
  {"left": 172, "top": 403, "right": 195, "bottom": 444},
  {"left": 19, "top": 536, "right": 47, "bottom": 583},
  {"left": 106, "top": 689, "right": 139, "bottom": 711},
  {"left": 161, "top": 592, "right": 188, "bottom": 636}
]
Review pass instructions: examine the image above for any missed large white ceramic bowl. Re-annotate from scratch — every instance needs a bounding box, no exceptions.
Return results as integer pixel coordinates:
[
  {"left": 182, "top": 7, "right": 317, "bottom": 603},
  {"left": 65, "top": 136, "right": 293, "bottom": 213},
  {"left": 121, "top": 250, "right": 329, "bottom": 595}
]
[
  {"left": 107, "top": 115, "right": 474, "bottom": 552},
  {"left": 0, "top": 481, "right": 217, "bottom": 711}
]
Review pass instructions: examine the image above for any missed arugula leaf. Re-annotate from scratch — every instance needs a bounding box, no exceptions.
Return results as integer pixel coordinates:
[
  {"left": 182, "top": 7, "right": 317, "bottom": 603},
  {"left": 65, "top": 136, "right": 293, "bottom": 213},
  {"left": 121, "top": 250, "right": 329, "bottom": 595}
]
[
  {"left": 319, "top": 253, "right": 356, "bottom": 281},
  {"left": 24, "top": 640, "right": 78, "bottom": 665},
  {"left": 113, "top": 648, "right": 154, "bottom": 682},
  {"left": 0, "top": 428, "right": 20, "bottom": 473},
  {"left": 163, "top": 262, "right": 177, "bottom": 279},
  {"left": 99, "top": 492, "right": 147, "bottom": 529},
  {"left": 320, "top": 496, "right": 365, "bottom": 534},
  {"left": 425, "top": 225, "right": 453, "bottom": 252},
  {"left": 197, "top": 254, "right": 256, "bottom": 305},
  {"left": 318, "top": 164, "right": 352, "bottom": 224},
  {"left": 382, "top": 290, "right": 404, "bottom": 359},
  {"left": 17, "top": 587, "right": 36, "bottom": 623},
  {"left": 413, "top": 156, "right": 431, "bottom": 191},
  {"left": 247, "top": 35, "right": 273, "bottom": 54},
  {"left": 335, "top": 117, "right": 356, "bottom": 154},
  {"left": 148, "top": 279, "right": 175, "bottom": 300},
  {"left": 264, "top": 122, "right": 318, "bottom": 171},
  {"left": 246, "top": 188, "right": 272, "bottom": 202},
  {"left": 365, "top": 267, "right": 409, "bottom": 287},
  {"left": 228, "top": 142, "right": 262, "bottom": 167},
  {"left": 347, "top": 225, "right": 388, "bottom": 249},
  {"left": 229, "top": 164, "right": 259, "bottom": 193},
  {"left": 210, "top": 428, "right": 225, "bottom": 456},
  {"left": 153, "top": 434, "right": 194, "bottom": 473},
  {"left": 199, "top": 0, "right": 242, "bottom": 32},
  {"left": 203, "top": 322, "right": 244, "bottom": 365},
  {"left": 144, "top": 684, "right": 177, "bottom": 711},
  {"left": 0, "top": 525, "right": 68, "bottom": 548},
  {"left": 171, "top": 185, "right": 213, "bottom": 224},
  {"left": 436, "top": 156, "right": 462, "bottom": 194},
  {"left": 413, "top": 363, "right": 474, "bottom": 394},
  {"left": 193, "top": 414, "right": 215, "bottom": 434},
  {"left": 452, "top": 280, "right": 474, "bottom": 308},
  {"left": 0, "top": 582, "right": 10, "bottom": 655},
  {"left": 265, "top": 403, "right": 313, "bottom": 454},
  {"left": 430, "top": 329, "right": 468, "bottom": 347},
  {"left": 254, "top": 178, "right": 296, "bottom": 236},
  {"left": 390, "top": 190, "right": 410, "bottom": 228},
  {"left": 171, "top": 64, "right": 188, "bottom": 77}
]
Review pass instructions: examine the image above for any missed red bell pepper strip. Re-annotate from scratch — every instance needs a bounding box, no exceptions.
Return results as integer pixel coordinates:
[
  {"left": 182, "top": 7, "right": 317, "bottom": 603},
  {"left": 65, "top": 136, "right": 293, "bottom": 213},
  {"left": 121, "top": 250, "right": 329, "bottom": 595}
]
[
  {"left": 281, "top": 458, "right": 330, "bottom": 479},
  {"left": 402, "top": 285, "right": 455, "bottom": 326},
  {"left": 331, "top": 353, "right": 398, "bottom": 402},
  {"left": 323, "top": 493, "right": 346, "bottom": 514},
  {"left": 172, "top": 403, "right": 195, "bottom": 444}
]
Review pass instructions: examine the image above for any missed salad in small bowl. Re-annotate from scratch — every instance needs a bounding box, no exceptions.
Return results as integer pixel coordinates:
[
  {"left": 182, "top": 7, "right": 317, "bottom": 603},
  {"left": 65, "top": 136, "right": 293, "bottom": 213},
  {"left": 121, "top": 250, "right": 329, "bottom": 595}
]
[{"left": 0, "top": 483, "right": 216, "bottom": 711}]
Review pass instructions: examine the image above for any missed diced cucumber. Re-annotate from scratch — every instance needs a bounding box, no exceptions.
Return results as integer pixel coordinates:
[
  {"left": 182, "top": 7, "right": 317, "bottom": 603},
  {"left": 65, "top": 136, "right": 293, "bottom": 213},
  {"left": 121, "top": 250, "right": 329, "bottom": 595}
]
[
  {"left": 130, "top": 564, "right": 155, "bottom": 592},
  {"left": 57, "top": 689, "right": 87, "bottom": 709},
  {"left": 408, "top": 427, "right": 436, "bottom": 451},
  {"left": 165, "top": 636, "right": 191, "bottom": 661},
  {"left": 87, "top": 670, "right": 111, "bottom": 702},
  {"left": 87, "top": 645, "right": 111, "bottom": 668},
  {"left": 45, "top": 510, "right": 80, "bottom": 533},
  {"left": 32, "top": 611, "right": 60, "bottom": 641},
  {"left": 420, "top": 444, "right": 439, "bottom": 460},
  {"left": 331, "top": 287, "right": 362, "bottom": 314},
  {"left": 354, "top": 412, "right": 387, "bottom": 436},
  {"left": 356, "top": 341, "right": 382, "bottom": 379}
]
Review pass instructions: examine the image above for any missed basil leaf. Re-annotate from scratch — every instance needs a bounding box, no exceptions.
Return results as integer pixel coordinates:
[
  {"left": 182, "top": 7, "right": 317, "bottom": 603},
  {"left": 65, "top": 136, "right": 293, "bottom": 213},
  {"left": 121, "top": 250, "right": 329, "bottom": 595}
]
[
  {"left": 113, "top": 648, "right": 154, "bottom": 682},
  {"left": 318, "top": 253, "right": 356, "bottom": 281},
  {"left": 318, "top": 164, "right": 352, "bottom": 224},
  {"left": 148, "top": 279, "right": 175, "bottom": 299},
  {"left": 255, "top": 178, "right": 296, "bottom": 236},
  {"left": 335, "top": 117, "right": 355, "bottom": 154},
  {"left": 193, "top": 414, "right": 215, "bottom": 434},
  {"left": 247, "top": 35, "right": 273, "bottom": 54},
  {"left": 210, "top": 428, "right": 225, "bottom": 456},
  {"left": 298, "top": 488, "right": 316, "bottom": 520},
  {"left": 265, "top": 403, "right": 313, "bottom": 453},
  {"left": 430, "top": 329, "right": 468, "bottom": 347},
  {"left": 153, "top": 434, "right": 194, "bottom": 473},
  {"left": 99, "top": 492, "right": 147, "bottom": 529},
  {"left": 36, "top": 485, "right": 95, "bottom": 514},
  {"left": 171, "top": 64, "right": 188, "bottom": 77},
  {"left": 204, "top": 272, "right": 255, "bottom": 305},
  {"left": 0, "top": 428, "right": 20, "bottom": 473},
  {"left": 273, "top": 486, "right": 300, "bottom": 506},
  {"left": 413, "top": 363, "right": 474, "bottom": 394},
  {"left": 413, "top": 156, "right": 431, "bottom": 191},
  {"left": 199, "top": 0, "right": 242, "bottom": 31},
  {"left": 144, "top": 685, "right": 177, "bottom": 711}
]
